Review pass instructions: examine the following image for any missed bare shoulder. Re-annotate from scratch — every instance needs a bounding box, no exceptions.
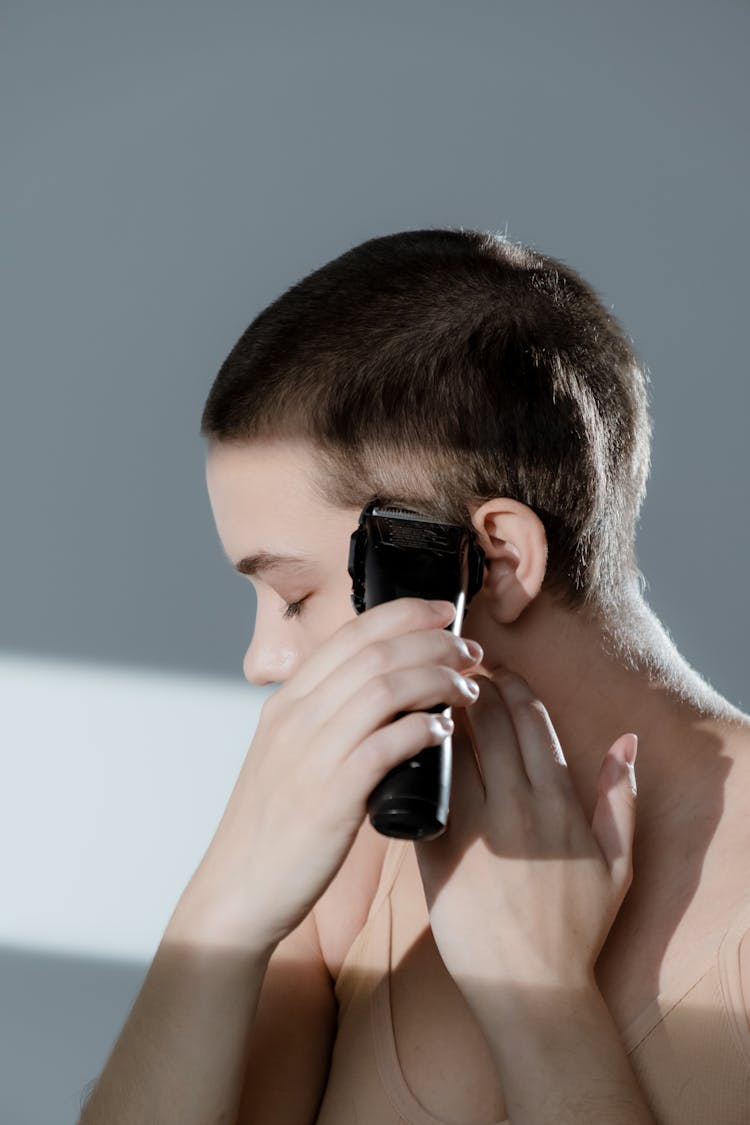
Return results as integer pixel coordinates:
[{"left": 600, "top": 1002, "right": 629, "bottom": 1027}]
[
  {"left": 314, "top": 818, "right": 391, "bottom": 982},
  {"left": 695, "top": 722, "right": 750, "bottom": 926},
  {"left": 719, "top": 722, "right": 750, "bottom": 834},
  {"left": 693, "top": 721, "right": 750, "bottom": 872},
  {"left": 726, "top": 727, "right": 750, "bottom": 1015}
]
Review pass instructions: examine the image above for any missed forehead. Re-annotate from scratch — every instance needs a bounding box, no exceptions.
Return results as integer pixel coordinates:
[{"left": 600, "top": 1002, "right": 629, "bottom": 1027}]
[{"left": 205, "top": 439, "right": 347, "bottom": 561}]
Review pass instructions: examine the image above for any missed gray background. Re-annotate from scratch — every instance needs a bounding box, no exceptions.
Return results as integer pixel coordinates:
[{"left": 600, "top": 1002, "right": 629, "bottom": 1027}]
[
  {"left": 1, "top": 5, "right": 748, "bottom": 1119},
  {"left": 3, "top": 0, "right": 749, "bottom": 706}
]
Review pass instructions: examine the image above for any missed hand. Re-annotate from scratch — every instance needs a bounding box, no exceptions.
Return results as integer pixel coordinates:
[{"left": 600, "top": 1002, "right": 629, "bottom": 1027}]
[
  {"left": 187, "top": 598, "right": 483, "bottom": 955},
  {"left": 413, "top": 668, "right": 638, "bottom": 1017}
]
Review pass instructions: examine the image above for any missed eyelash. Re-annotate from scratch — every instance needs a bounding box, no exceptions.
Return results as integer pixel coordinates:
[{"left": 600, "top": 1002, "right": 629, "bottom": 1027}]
[{"left": 282, "top": 597, "right": 307, "bottom": 620}]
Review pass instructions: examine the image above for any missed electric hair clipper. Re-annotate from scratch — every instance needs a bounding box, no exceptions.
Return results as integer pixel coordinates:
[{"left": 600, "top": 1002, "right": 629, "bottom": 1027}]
[{"left": 347, "top": 500, "right": 486, "bottom": 840}]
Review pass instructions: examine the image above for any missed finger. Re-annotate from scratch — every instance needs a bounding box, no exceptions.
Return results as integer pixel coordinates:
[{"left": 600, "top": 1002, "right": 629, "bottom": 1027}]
[
  {"left": 282, "top": 597, "right": 456, "bottom": 701},
  {"left": 491, "top": 671, "right": 576, "bottom": 796},
  {"left": 460, "top": 674, "right": 531, "bottom": 794},
  {"left": 590, "top": 734, "right": 638, "bottom": 887},
  {"left": 318, "top": 662, "right": 482, "bottom": 767},
  {"left": 294, "top": 612, "right": 479, "bottom": 724},
  {"left": 443, "top": 706, "right": 489, "bottom": 823},
  {"left": 347, "top": 708, "right": 456, "bottom": 794}
]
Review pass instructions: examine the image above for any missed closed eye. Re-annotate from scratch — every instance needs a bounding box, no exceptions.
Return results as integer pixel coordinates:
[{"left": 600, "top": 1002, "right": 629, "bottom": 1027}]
[{"left": 283, "top": 597, "right": 307, "bottom": 620}]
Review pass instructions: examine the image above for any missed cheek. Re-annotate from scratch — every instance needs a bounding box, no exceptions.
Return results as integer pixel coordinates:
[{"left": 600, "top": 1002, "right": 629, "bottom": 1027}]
[
  {"left": 309, "top": 587, "right": 358, "bottom": 642},
  {"left": 295, "top": 592, "right": 358, "bottom": 662}
]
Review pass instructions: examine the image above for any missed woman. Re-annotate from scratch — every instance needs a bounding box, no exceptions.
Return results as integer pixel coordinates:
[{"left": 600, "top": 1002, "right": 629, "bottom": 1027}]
[{"left": 80, "top": 229, "right": 750, "bottom": 1125}]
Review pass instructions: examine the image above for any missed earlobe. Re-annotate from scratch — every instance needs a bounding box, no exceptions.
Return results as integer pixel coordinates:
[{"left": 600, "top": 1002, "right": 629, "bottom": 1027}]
[{"left": 471, "top": 499, "right": 548, "bottom": 623}]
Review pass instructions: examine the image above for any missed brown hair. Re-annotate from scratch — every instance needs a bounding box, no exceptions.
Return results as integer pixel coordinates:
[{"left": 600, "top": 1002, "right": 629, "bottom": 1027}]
[{"left": 200, "top": 228, "right": 652, "bottom": 610}]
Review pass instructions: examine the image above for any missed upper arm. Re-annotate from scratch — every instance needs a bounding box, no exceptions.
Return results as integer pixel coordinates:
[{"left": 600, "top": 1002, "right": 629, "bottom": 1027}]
[{"left": 235, "top": 907, "right": 337, "bottom": 1125}]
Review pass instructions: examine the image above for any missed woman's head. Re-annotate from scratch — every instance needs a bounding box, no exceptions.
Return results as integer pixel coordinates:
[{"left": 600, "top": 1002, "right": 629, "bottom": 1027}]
[
  {"left": 205, "top": 438, "right": 367, "bottom": 685},
  {"left": 200, "top": 228, "right": 652, "bottom": 614}
]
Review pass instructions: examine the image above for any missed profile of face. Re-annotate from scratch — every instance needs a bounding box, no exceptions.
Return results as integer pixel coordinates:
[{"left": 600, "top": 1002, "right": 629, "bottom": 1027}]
[
  {"left": 206, "top": 438, "right": 536, "bottom": 691},
  {"left": 205, "top": 439, "right": 365, "bottom": 686}
]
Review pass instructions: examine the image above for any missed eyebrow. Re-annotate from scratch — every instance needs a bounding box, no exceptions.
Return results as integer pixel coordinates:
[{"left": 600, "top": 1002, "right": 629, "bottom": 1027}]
[{"left": 233, "top": 551, "right": 314, "bottom": 577}]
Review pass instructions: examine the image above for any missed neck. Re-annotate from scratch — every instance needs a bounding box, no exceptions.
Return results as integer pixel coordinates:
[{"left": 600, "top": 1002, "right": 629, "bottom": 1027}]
[{"left": 462, "top": 588, "right": 748, "bottom": 839}]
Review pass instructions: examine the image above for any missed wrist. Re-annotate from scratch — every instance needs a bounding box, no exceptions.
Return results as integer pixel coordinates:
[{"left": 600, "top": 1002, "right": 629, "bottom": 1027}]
[
  {"left": 468, "top": 974, "right": 598, "bottom": 1044},
  {"left": 461, "top": 960, "right": 596, "bottom": 1028},
  {"left": 471, "top": 983, "right": 655, "bottom": 1125},
  {"left": 166, "top": 870, "right": 277, "bottom": 965}
]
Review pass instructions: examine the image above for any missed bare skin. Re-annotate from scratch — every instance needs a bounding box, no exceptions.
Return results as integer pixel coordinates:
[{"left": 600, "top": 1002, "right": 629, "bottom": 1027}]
[{"left": 205, "top": 435, "right": 750, "bottom": 1108}]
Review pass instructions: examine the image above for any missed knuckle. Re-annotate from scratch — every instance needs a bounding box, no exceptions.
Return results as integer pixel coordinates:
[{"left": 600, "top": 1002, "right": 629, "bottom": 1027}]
[
  {"left": 375, "top": 597, "right": 441, "bottom": 632},
  {"left": 518, "top": 697, "right": 548, "bottom": 723},
  {"left": 397, "top": 596, "right": 425, "bottom": 620},
  {"left": 509, "top": 800, "right": 536, "bottom": 839},
  {"left": 496, "top": 670, "right": 534, "bottom": 701},
  {"left": 545, "top": 784, "right": 572, "bottom": 817},
  {"left": 369, "top": 671, "right": 396, "bottom": 707},
  {"left": 515, "top": 693, "right": 538, "bottom": 711},
  {"left": 371, "top": 598, "right": 417, "bottom": 632},
  {"left": 411, "top": 597, "right": 447, "bottom": 623},
  {"left": 448, "top": 668, "right": 472, "bottom": 692},
  {"left": 422, "top": 711, "right": 445, "bottom": 738},
  {"left": 362, "top": 640, "right": 389, "bottom": 677}
]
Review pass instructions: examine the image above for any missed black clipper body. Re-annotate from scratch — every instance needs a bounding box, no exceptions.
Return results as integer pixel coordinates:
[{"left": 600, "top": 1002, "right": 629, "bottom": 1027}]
[{"left": 347, "top": 500, "right": 486, "bottom": 840}]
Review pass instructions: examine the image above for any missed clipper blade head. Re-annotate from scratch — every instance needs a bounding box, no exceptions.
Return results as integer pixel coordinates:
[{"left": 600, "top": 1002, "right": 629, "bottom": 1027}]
[{"left": 370, "top": 505, "right": 462, "bottom": 553}]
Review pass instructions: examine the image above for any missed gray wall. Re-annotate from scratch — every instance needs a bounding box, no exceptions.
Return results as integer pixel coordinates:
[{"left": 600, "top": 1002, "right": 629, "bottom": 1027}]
[{"left": 3, "top": 0, "right": 748, "bottom": 704}]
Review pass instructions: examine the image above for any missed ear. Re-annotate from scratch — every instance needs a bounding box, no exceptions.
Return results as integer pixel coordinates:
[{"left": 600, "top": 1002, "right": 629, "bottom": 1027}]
[{"left": 470, "top": 498, "right": 548, "bottom": 623}]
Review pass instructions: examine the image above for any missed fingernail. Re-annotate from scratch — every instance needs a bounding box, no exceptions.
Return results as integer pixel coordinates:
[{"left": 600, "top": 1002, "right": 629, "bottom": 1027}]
[
  {"left": 624, "top": 734, "right": 638, "bottom": 766},
  {"left": 463, "top": 639, "right": 484, "bottom": 661},
  {"left": 622, "top": 736, "right": 638, "bottom": 796},
  {"left": 431, "top": 600, "right": 456, "bottom": 617},
  {"left": 625, "top": 761, "right": 637, "bottom": 796}
]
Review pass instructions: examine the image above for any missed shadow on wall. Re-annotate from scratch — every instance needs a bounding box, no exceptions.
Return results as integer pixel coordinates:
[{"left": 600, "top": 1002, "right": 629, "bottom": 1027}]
[{"left": 0, "top": 943, "right": 149, "bottom": 1125}]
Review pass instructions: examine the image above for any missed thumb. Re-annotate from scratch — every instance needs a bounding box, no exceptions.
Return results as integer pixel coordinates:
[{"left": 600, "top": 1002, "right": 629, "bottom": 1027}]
[{"left": 590, "top": 733, "right": 638, "bottom": 890}]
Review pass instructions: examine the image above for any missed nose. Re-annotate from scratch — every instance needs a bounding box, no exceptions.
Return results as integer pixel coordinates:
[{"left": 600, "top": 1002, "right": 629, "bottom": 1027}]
[{"left": 242, "top": 632, "right": 302, "bottom": 687}]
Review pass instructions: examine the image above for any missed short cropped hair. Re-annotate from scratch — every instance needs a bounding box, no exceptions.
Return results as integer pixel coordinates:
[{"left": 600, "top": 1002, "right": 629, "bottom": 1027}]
[{"left": 200, "top": 228, "right": 652, "bottom": 611}]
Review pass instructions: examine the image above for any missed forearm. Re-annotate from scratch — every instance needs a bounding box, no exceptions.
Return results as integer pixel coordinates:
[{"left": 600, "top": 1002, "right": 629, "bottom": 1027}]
[
  {"left": 476, "top": 981, "right": 656, "bottom": 1125},
  {"left": 78, "top": 879, "right": 274, "bottom": 1125}
]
